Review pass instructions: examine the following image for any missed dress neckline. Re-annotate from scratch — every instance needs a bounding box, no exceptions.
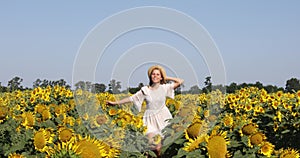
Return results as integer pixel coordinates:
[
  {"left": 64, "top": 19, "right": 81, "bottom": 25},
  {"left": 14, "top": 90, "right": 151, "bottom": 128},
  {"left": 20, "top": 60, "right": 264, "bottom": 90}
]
[{"left": 147, "top": 84, "right": 161, "bottom": 91}]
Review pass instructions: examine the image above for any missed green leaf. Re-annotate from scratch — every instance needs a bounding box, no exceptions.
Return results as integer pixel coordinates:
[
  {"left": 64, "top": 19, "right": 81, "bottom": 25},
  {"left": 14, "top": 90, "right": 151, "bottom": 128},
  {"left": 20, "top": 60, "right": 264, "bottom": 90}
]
[
  {"left": 186, "top": 149, "right": 204, "bottom": 158},
  {"left": 174, "top": 138, "right": 186, "bottom": 144},
  {"left": 170, "top": 116, "right": 183, "bottom": 124},
  {"left": 233, "top": 150, "right": 243, "bottom": 157},
  {"left": 163, "top": 130, "right": 183, "bottom": 146},
  {"left": 264, "top": 114, "right": 274, "bottom": 118},
  {"left": 43, "top": 119, "right": 57, "bottom": 129},
  {"left": 147, "top": 150, "right": 157, "bottom": 158},
  {"left": 281, "top": 129, "right": 290, "bottom": 134},
  {"left": 176, "top": 148, "right": 187, "bottom": 158},
  {"left": 241, "top": 136, "right": 249, "bottom": 146},
  {"left": 229, "top": 140, "right": 242, "bottom": 148},
  {"left": 266, "top": 122, "right": 274, "bottom": 126}
]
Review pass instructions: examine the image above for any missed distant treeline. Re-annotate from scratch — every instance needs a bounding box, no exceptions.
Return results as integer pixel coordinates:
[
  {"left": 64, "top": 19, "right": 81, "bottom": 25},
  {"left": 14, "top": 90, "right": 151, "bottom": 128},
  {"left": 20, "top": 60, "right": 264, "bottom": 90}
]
[{"left": 1, "top": 76, "right": 300, "bottom": 94}]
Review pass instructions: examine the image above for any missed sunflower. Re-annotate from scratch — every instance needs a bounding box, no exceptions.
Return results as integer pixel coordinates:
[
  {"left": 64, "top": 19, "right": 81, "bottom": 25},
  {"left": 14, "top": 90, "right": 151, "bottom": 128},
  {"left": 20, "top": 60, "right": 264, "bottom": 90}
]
[
  {"left": 76, "top": 117, "right": 82, "bottom": 125},
  {"left": 249, "top": 132, "right": 266, "bottom": 147},
  {"left": 133, "top": 116, "right": 144, "bottom": 129},
  {"left": 276, "top": 111, "right": 283, "bottom": 122},
  {"left": 82, "top": 113, "right": 89, "bottom": 121},
  {"left": 206, "top": 131, "right": 230, "bottom": 158},
  {"left": 68, "top": 99, "right": 76, "bottom": 111},
  {"left": 123, "top": 113, "right": 133, "bottom": 122},
  {"left": 94, "top": 114, "right": 108, "bottom": 126},
  {"left": 33, "top": 128, "right": 53, "bottom": 152},
  {"left": 276, "top": 91, "right": 284, "bottom": 99},
  {"left": 113, "top": 128, "right": 126, "bottom": 139},
  {"left": 117, "top": 110, "right": 134, "bottom": 126},
  {"left": 59, "top": 86, "right": 67, "bottom": 96},
  {"left": 259, "top": 141, "right": 274, "bottom": 157},
  {"left": 177, "top": 105, "right": 196, "bottom": 123},
  {"left": 29, "top": 96, "right": 36, "bottom": 104},
  {"left": 166, "top": 98, "right": 181, "bottom": 111},
  {"left": 58, "top": 126, "right": 74, "bottom": 142},
  {"left": 152, "top": 134, "right": 162, "bottom": 145},
  {"left": 66, "top": 89, "right": 73, "bottom": 98},
  {"left": 229, "top": 102, "right": 237, "bottom": 110},
  {"left": 172, "top": 124, "right": 185, "bottom": 132},
  {"left": 42, "top": 109, "right": 52, "bottom": 121},
  {"left": 75, "top": 89, "right": 83, "bottom": 96},
  {"left": 186, "top": 120, "right": 208, "bottom": 139},
  {"left": 42, "top": 93, "right": 50, "bottom": 102},
  {"left": 8, "top": 153, "right": 26, "bottom": 158},
  {"left": 54, "top": 104, "right": 67, "bottom": 116},
  {"left": 271, "top": 101, "right": 280, "bottom": 109},
  {"left": 47, "top": 135, "right": 79, "bottom": 158},
  {"left": 21, "top": 111, "right": 35, "bottom": 129},
  {"left": 62, "top": 116, "right": 75, "bottom": 126},
  {"left": 183, "top": 132, "right": 208, "bottom": 152},
  {"left": 32, "top": 87, "right": 42, "bottom": 95},
  {"left": 101, "top": 137, "right": 121, "bottom": 158},
  {"left": 0, "top": 106, "right": 9, "bottom": 123},
  {"left": 296, "top": 90, "right": 300, "bottom": 99},
  {"left": 198, "top": 93, "right": 207, "bottom": 104},
  {"left": 279, "top": 148, "right": 300, "bottom": 158},
  {"left": 73, "top": 135, "right": 108, "bottom": 158},
  {"left": 19, "top": 98, "right": 27, "bottom": 106},
  {"left": 108, "top": 108, "right": 118, "bottom": 116},
  {"left": 222, "top": 113, "right": 234, "bottom": 128},
  {"left": 283, "top": 103, "right": 293, "bottom": 112},
  {"left": 34, "top": 104, "right": 48, "bottom": 114},
  {"left": 258, "top": 106, "right": 265, "bottom": 113},
  {"left": 238, "top": 104, "right": 244, "bottom": 110},
  {"left": 207, "top": 114, "right": 217, "bottom": 122},
  {"left": 204, "top": 110, "right": 210, "bottom": 118},
  {"left": 244, "top": 104, "right": 253, "bottom": 112},
  {"left": 241, "top": 123, "right": 258, "bottom": 136}
]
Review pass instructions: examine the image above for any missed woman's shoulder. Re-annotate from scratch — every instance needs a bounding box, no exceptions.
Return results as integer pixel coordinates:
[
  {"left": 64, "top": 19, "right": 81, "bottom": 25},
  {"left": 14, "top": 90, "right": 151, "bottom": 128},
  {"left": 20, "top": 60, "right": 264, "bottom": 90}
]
[
  {"left": 140, "top": 86, "right": 150, "bottom": 95},
  {"left": 141, "top": 86, "right": 148, "bottom": 91},
  {"left": 161, "top": 83, "right": 174, "bottom": 91},
  {"left": 161, "top": 82, "right": 174, "bottom": 87}
]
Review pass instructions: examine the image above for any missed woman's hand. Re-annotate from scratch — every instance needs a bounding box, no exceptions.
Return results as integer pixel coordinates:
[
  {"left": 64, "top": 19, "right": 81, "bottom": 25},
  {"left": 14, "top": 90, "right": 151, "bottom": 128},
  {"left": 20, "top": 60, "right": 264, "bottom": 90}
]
[
  {"left": 106, "top": 100, "right": 117, "bottom": 106},
  {"left": 165, "top": 76, "right": 184, "bottom": 89},
  {"left": 106, "top": 97, "right": 131, "bottom": 106}
]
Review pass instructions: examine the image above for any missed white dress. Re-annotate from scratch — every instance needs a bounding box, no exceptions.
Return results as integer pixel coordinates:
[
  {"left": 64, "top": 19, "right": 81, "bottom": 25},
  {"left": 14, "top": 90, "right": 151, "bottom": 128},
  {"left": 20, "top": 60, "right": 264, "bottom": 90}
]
[{"left": 130, "top": 83, "right": 174, "bottom": 136}]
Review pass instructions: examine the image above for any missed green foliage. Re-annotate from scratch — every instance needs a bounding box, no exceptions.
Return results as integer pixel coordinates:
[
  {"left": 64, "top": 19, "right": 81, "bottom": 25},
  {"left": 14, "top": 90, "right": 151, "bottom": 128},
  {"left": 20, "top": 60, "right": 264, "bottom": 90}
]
[
  {"left": 0, "top": 118, "right": 34, "bottom": 157},
  {"left": 285, "top": 78, "right": 300, "bottom": 92},
  {"left": 50, "top": 149, "right": 81, "bottom": 158},
  {"left": 1, "top": 80, "right": 300, "bottom": 158}
]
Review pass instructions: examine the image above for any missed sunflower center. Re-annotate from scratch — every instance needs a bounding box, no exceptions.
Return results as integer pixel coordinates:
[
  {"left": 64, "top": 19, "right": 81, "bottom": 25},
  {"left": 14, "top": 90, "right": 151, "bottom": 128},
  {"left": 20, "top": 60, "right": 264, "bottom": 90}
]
[
  {"left": 0, "top": 106, "right": 8, "bottom": 120},
  {"left": 34, "top": 132, "right": 46, "bottom": 149},
  {"left": 75, "top": 139, "right": 105, "bottom": 158},
  {"left": 96, "top": 115, "right": 107, "bottom": 125},
  {"left": 242, "top": 124, "right": 257, "bottom": 135},
  {"left": 187, "top": 122, "right": 203, "bottom": 138},
  {"left": 250, "top": 133, "right": 264, "bottom": 145},
  {"left": 60, "top": 129, "right": 73, "bottom": 142},
  {"left": 109, "top": 109, "right": 117, "bottom": 116},
  {"left": 207, "top": 136, "right": 227, "bottom": 158},
  {"left": 42, "top": 109, "right": 51, "bottom": 121}
]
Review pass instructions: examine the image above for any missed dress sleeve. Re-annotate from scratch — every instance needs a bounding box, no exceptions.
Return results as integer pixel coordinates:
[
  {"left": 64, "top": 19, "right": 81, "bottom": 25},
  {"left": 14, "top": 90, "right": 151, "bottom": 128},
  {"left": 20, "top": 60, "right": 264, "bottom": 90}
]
[
  {"left": 165, "top": 83, "right": 175, "bottom": 99},
  {"left": 129, "top": 88, "right": 145, "bottom": 112}
]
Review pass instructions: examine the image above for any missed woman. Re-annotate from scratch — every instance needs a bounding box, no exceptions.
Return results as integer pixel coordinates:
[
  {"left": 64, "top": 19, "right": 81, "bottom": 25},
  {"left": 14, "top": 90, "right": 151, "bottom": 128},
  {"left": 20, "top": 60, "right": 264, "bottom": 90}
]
[{"left": 106, "top": 65, "right": 184, "bottom": 157}]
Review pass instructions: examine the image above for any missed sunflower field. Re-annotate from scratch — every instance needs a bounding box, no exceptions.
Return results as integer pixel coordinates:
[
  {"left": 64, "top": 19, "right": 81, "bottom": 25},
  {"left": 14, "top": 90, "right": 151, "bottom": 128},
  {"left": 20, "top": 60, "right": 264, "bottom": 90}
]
[{"left": 0, "top": 85, "right": 299, "bottom": 158}]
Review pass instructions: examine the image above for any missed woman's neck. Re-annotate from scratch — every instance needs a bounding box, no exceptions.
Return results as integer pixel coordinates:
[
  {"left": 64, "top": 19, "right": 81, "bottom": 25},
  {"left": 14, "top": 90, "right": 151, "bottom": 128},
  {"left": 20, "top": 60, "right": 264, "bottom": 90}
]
[{"left": 150, "top": 83, "right": 160, "bottom": 89}]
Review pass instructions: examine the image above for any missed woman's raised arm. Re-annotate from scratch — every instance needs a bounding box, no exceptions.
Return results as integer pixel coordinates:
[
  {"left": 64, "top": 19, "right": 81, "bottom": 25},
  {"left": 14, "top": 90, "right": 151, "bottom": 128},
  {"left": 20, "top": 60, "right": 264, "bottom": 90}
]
[
  {"left": 106, "top": 97, "right": 132, "bottom": 106},
  {"left": 165, "top": 76, "right": 184, "bottom": 89}
]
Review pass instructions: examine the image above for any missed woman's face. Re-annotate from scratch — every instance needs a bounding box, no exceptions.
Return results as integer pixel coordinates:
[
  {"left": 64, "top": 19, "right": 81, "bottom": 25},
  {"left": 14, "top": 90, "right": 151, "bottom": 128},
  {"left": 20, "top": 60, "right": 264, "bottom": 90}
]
[{"left": 151, "top": 69, "right": 162, "bottom": 84}]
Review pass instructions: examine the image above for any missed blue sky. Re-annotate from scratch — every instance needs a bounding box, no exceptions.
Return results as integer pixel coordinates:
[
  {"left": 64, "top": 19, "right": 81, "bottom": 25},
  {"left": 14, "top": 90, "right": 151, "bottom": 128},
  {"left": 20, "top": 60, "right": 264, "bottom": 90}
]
[{"left": 1, "top": 1, "right": 300, "bottom": 90}]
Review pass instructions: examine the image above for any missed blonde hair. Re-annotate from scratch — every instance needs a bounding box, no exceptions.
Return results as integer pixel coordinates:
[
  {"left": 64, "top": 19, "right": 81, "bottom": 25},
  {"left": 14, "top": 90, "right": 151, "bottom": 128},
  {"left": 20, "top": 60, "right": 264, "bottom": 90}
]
[{"left": 147, "top": 65, "right": 167, "bottom": 85}]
